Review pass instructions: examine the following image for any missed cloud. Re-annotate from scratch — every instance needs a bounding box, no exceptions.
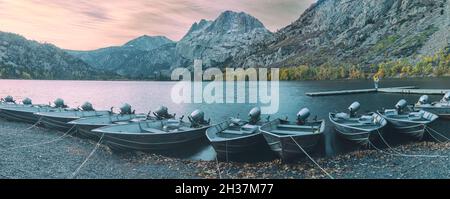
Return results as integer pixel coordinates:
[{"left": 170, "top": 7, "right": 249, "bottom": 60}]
[{"left": 0, "top": 0, "right": 316, "bottom": 50}]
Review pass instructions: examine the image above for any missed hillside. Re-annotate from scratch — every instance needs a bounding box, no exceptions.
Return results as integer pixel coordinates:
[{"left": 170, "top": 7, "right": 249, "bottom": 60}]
[
  {"left": 0, "top": 32, "right": 115, "bottom": 80},
  {"left": 234, "top": 0, "right": 450, "bottom": 69}
]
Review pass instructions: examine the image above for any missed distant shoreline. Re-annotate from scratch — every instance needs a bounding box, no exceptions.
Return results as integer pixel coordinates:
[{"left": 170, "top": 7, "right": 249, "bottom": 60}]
[{"left": 1, "top": 76, "right": 450, "bottom": 82}]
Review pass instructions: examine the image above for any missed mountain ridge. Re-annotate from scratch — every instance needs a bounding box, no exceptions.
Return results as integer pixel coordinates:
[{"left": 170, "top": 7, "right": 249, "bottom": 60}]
[
  {"left": 233, "top": 0, "right": 450, "bottom": 68},
  {"left": 0, "top": 31, "right": 116, "bottom": 80},
  {"left": 2, "top": 2, "right": 450, "bottom": 80}
]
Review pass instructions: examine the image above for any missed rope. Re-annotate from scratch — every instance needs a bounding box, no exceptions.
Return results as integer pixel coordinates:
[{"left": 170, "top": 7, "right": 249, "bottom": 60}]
[
  {"left": 374, "top": 129, "right": 446, "bottom": 158},
  {"left": 17, "top": 116, "right": 43, "bottom": 133},
  {"left": 0, "top": 125, "right": 76, "bottom": 152},
  {"left": 368, "top": 140, "right": 409, "bottom": 156},
  {"left": 225, "top": 140, "right": 230, "bottom": 175},
  {"left": 214, "top": 155, "right": 222, "bottom": 179},
  {"left": 426, "top": 128, "right": 445, "bottom": 144},
  {"left": 69, "top": 133, "right": 104, "bottom": 179},
  {"left": 290, "top": 137, "right": 334, "bottom": 179},
  {"left": 425, "top": 126, "right": 450, "bottom": 142}
]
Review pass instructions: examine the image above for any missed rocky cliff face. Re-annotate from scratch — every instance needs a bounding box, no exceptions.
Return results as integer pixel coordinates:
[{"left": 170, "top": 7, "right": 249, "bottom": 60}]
[
  {"left": 175, "top": 10, "right": 273, "bottom": 68},
  {"left": 235, "top": 0, "right": 450, "bottom": 68}
]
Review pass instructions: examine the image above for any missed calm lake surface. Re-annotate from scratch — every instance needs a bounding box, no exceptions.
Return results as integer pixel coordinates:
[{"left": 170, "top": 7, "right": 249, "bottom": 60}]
[{"left": 1, "top": 78, "right": 449, "bottom": 161}]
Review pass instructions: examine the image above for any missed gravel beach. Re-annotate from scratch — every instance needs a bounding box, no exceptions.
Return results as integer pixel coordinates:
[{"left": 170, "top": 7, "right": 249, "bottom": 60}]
[{"left": 1, "top": 118, "right": 450, "bottom": 179}]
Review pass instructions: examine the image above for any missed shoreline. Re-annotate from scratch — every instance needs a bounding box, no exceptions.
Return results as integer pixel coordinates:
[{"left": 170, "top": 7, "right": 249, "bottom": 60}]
[
  {"left": 1, "top": 119, "right": 450, "bottom": 179},
  {"left": 1, "top": 76, "right": 450, "bottom": 83}
]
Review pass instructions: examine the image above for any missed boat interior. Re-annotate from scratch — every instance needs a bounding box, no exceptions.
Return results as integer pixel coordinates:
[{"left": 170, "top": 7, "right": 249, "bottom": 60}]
[
  {"left": 206, "top": 118, "right": 261, "bottom": 139},
  {"left": 36, "top": 110, "right": 110, "bottom": 118},
  {"left": 97, "top": 119, "right": 197, "bottom": 134},
  {"left": 264, "top": 120, "right": 323, "bottom": 136},
  {"left": 331, "top": 113, "right": 384, "bottom": 129},
  {"left": 70, "top": 114, "right": 146, "bottom": 125},
  {"left": 383, "top": 109, "right": 434, "bottom": 121}
]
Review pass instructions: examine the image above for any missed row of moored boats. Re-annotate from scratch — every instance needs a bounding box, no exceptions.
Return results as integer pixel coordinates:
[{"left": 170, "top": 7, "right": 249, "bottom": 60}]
[{"left": 0, "top": 92, "right": 449, "bottom": 161}]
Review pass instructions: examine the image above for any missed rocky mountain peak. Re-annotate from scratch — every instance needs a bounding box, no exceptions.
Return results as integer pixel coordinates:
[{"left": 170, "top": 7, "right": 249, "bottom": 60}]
[
  {"left": 205, "top": 10, "right": 267, "bottom": 34},
  {"left": 184, "top": 19, "right": 213, "bottom": 38},
  {"left": 176, "top": 10, "right": 272, "bottom": 68},
  {"left": 123, "top": 35, "right": 174, "bottom": 51}
]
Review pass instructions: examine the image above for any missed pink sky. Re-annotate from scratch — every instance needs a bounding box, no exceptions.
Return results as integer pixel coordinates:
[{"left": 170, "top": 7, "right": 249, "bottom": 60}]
[{"left": 0, "top": 0, "right": 316, "bottom": 50}]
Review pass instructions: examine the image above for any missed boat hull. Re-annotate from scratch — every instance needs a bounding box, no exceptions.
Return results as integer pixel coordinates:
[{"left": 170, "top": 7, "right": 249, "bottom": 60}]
[
  {"left": 0, "top": 108, "right": 42, "bottom": 124},
  {"left": 383, "top": 119, "right": 428, "bottom": 139},
  {"left": 262, "top": 132, "right": 322, "bottom": 161},
  {"left": 40, "top": 116, "right": 76, "bottom": 132},
  {"left": 75, "top": 124, "right": 106, "bottom": 140},
  {"left": 102, "top": 127, "right": 209, "bottom": 152},
  {"left": 333, "top": 124, "right": 379, "bottom": 146},
  {"left": 209, "top": 133, "right": 268, "bottom": 159}
]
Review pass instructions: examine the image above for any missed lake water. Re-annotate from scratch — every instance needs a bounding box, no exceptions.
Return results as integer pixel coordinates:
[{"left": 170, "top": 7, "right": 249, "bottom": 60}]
[{"left": 1, "top": 78, "right": 449, "bottom": 161}]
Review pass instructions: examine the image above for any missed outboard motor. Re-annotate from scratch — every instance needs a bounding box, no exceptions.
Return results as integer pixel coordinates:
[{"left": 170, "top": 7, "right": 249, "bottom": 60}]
[
  {"left": 418, "top": 95, "right": 429, "bottom": 105},
  {"left": 54, "top": 98, "right": 66, "bottom": 108},
  {"left": 120, "top": 103, "right": 132, "bottom": 115},
  {"left": 395, "top": 99, "right": 408, "bottom": 114},
  {"left": 153, "top": 106, "right": 173, "bottom": 119},
  {"left": 442, "top": 92, "right": 450, "bottom": 103},
  {"left": 297, "top": 108, "right": 311, "bottom": 125},
  {"left": 22, "top": 97, "right": 32, "bottom": 105},
  {"left": 81, "top": 102, "right": 95, "bottom": 111},
  {"left": 248, "top": 107, "right": 261, "bottom": 125},
  {"left": 348, "top": 102, "right": 360, "bottom": 117},
  {"left": 4, "top": 95, "right": 15, "bottom": 103},
  {"left": 188, "top": 109, "right": 210, "bottom": 127}
]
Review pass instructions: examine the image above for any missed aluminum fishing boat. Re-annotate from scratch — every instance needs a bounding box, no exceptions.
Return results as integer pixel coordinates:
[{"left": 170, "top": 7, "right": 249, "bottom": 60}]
[
  {"left": 413, "top": 93, "right": 450, "bottom": 120},
  {"left": 206, "top": 107, "right": 269, "bottom": 159},
  {"left": 378, "top": 99, "right": 438, "bottom": 139},
  {"left": 260, "top": 108, "right": 325, "bottom": 161},
  {"left": 0, "top": 97, "right": 63, "bottom": 124},
  {"left": 35, "top": 101, "right": 110, "bottom": 132},
  {"left": 92, "top": 109, "right": 210, "bottom": 152},
  {"left": 330, "top": 102, "right": 387, "bottom": 146},
  {"left": 68, "top": 105, "right": 174, "bottom": 140}
]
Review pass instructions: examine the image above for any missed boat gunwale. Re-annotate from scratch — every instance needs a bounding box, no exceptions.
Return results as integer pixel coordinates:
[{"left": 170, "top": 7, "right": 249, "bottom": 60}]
[
  {"left": 93, "top": 120, "right": 211, "bottom": 136},
  {"left": 34, "top": 111, "right": 111, "bottom": 119},
  {"left": 67, "top": 114, "right": 147, "bottom": 125}
]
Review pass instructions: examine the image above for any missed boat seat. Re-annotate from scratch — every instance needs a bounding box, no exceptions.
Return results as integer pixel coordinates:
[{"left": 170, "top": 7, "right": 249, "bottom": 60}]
[
  {"left": 114, "top": 121, "right": 129, "bottom": 125},
  {"left": 142, "top": 127, "right": 167, "bottom": 134},
  {"left": 335, "top": 113, "right": 350, "bottom": 119},
  {"left": 240, "top": 124, "right": 258, "bottom": 133},
  {"left": 270, "top": 129, "right": 311, "bottom": 135},
  {"left": 384, "top": 109, "right": 398, "bottom": 116},
  {"left": 222, "top": 130, "right": 252, "bottom": 135},
  {"left": 348, "top": 123, "right": 377, "bottom": 128},
  {"left": 409, "top": 112, "right": 424, "bottom": 121},
  {"left": 277, "top": 124, "right": 319, "bottom": 129},
  {"left": 178, "top": 127, "right": 192, "bottom": 131}
]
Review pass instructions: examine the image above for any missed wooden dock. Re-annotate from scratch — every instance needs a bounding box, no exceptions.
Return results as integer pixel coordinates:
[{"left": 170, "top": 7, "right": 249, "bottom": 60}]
[
  {"left": 378, "top": 88, "right": 450, "bottom": 95},
  {"left": 306, "top": 88, "right": 378, "bottom": 96},
  {"left": 305, "top": 86, "right": 435, "bottom": 96}
]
